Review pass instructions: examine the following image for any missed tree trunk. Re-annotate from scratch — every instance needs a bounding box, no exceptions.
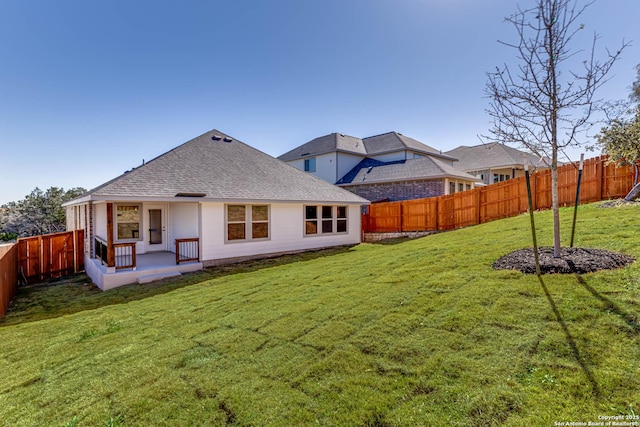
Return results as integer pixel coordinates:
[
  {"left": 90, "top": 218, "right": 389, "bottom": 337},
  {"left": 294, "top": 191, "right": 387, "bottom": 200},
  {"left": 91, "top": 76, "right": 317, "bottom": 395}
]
[
  {"left": 624, "top": 182, "right": 640, "bottom": 201},
  {"left": 551, "top": 148, "right": 561, "bottom": 258}
]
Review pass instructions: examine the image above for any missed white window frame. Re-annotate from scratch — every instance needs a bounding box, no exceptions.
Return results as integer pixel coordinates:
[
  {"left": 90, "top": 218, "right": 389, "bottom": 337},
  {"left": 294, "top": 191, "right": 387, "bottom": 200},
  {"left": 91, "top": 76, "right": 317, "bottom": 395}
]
[
  {"left": 225, "top": 204, "right": 271, "bottom": 243},
  {"left": 115, "top": 203, "right": 142, "bottom": 242},
  {"left": 304, "top": 157, "right": 316, "bottom": 172}
]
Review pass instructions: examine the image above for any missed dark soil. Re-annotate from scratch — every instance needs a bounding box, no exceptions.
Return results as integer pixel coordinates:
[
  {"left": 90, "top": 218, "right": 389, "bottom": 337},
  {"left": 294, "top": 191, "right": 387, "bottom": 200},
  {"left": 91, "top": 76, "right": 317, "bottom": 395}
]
[{"left": 493, "top": 247, "right": 635, "bottom": 274}]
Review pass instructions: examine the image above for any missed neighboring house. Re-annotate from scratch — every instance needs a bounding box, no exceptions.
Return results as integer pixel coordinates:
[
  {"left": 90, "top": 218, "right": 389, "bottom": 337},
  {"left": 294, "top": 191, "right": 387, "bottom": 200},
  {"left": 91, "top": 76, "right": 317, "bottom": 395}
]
[
  {"left": 64, "top": 129, "right": 368, "bottom": 290},
  {"left": 336, "top": 157, "right": 479, "bottom": 202},
  {"left": 278, "top": 131, "right": 480, "bottom": 202},
  {"left": 445, "top": 142, "right": 552, "bottom": 186}
]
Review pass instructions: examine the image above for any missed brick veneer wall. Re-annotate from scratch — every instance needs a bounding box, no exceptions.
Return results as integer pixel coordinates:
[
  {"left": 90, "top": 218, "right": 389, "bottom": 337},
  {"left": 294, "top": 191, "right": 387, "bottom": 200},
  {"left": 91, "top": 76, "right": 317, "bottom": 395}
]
[{"left": 341, "top": 179, "right": 445, "bottom": 202}]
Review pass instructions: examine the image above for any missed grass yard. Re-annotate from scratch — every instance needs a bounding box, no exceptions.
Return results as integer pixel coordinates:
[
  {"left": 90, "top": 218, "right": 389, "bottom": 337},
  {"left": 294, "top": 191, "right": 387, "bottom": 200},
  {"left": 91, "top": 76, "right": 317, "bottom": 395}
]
[{"left": 1, "top": 202, "right": 639, "bottom": 426}]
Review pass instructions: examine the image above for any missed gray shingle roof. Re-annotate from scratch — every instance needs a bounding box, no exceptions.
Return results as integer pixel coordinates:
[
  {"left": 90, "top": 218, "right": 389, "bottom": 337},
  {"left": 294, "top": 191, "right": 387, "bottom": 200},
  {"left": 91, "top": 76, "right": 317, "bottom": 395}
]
[
  {"left": 278, "top": 131, "right": 454, "bottom": 161},
  {"left": 445, "top": 142, "right": 550, "bottom": 171},
  {"left": 72, "top": 129, "right": 368, "bottom": 204},
  {"left": 363, "top": 132, "right": 448, "bottom": 158},
  {"left": 277, "top": 133, "right": 366, "bottom": 161},
  {"left": 337, "top": 156, "right": 480, "bottom": 185}
]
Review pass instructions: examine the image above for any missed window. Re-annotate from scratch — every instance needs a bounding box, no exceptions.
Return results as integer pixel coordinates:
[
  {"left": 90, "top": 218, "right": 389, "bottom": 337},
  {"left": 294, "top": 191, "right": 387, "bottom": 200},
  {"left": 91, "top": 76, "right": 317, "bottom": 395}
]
[
  {"left": 305, "top": 206, "right": 318, "bottom": 234},
  {"left": 251, "top": 205, "right": 269, "bottom": 239},
  {"left": 116, "top": 205, "right": 141, "bottom": 240},
  {"left": 458, "top": 183, "right": 464, "bottom": 192},
  {"left": 466, "top": 184, "right": 472, "bottom": 191},
  {"left": 305, "top": 205, "right": 348, "bottom": 236},
  {"left": 449, "top": 182, "right": 456, "bottom": 194},
  {"left": 226, "top": 204, "right": 269, "bottom": 242},
  {"left": 322, "top": 206, "right": 333, "bottom": 233},
  {"left": 336, "top": 206, "right": 347, "bottom": 233},
  {"left": 304, "top": 157, "right": 316, "bottom": 172}
]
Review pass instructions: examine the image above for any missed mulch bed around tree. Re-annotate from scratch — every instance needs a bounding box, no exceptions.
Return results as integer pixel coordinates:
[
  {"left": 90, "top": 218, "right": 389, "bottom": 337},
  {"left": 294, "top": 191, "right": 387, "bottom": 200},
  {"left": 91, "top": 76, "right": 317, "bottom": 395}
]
[{"left": 493, "top": 247, "right": 635, "bottom": 274}]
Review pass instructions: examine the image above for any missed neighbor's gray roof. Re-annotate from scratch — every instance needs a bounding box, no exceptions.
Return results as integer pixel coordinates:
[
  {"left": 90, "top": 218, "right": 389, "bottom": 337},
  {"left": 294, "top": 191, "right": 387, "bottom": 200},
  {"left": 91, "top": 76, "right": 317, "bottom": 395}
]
[
  {"left": 337, "top": 156, "right": 480, "bottom": 185},
  {"left": 445, "top": 142, "right": 551, "bottom": 171},
  {"left": 277, "top": 133, "right": 366, "bottom": 161},
  {"left": 278, "top": 131, "right": 454, "bottom": 161},
  {"left": 68, "top": 129, "right": 368, "bottom": 204},
  {"left": 363, "top": 132, "right": 447, "bottom": 157}
]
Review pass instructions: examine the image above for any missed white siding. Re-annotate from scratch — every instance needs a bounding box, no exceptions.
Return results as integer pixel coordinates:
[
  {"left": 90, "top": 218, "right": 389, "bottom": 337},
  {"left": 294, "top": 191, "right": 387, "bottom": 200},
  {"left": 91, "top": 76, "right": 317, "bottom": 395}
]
[
  {"left": 286, "top": 158, "right": 305, "bottom": 172},
  {"left": 336, "top": 153, "right": 365, "bottom": 182},
  {"left": 200, "top": 202, "right": 361, "bottom": 263},
  {"left": 314, "top": 152, "right": 338, "bottom": 183},
  {"left": 95, "top": 202, "right": 107, "bottom": 239},
  {"left": 170, "top": 202, "right": 199, "bottom": 240},
  {"left": 370, "top": 150, "right": 407, "bottom": 162},
  {"left": 284, "top": 153, "right": 341, "bottom": 183}
]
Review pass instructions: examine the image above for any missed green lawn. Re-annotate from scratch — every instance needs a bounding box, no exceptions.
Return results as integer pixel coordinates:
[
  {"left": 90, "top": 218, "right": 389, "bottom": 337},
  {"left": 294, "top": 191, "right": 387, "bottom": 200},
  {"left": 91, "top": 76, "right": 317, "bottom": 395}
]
[{"left": 1, "top": 203, "right": 639, "bottom": 426}]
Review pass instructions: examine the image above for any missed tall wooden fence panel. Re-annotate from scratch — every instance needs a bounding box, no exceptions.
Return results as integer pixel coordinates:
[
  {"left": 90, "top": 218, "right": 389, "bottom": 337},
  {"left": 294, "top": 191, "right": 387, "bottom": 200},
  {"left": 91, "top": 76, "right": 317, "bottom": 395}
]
[
  {"left": 17, "top": 230, "right": 85, "bottom": 284},
  {"left": 401, "top": 198, "right": 439, "bottom": 231},
  {"left": 363, "top": 156, "right": 635, "bottom": 234},
  {"left": 0, "top": 243, "right": 18, "bottom": 319},
  {"left": 367, "top": 203, "right": 402, "bottom": 232},
  {"left": 602, "top": 160, "right": 636, "bottom": 199}
]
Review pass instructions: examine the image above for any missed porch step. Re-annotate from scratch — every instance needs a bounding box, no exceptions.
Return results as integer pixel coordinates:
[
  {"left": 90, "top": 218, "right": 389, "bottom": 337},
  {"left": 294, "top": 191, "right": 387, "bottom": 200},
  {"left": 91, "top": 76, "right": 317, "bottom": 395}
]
[{"left": 137, "top": 271, "right": 182, "bottom": 284}]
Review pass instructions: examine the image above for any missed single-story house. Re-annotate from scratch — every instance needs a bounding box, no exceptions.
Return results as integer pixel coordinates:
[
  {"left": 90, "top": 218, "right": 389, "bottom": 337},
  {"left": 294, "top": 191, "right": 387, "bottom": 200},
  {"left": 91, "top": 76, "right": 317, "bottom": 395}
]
[
  {"left": 444, "top": 142, "right": 553, "bottom": 185},
  {"left": 278, "top": 131, "right": 479, "bottom": 201},
  {"left": 64, "top": 129, "right": 368, "bottom": 290}
]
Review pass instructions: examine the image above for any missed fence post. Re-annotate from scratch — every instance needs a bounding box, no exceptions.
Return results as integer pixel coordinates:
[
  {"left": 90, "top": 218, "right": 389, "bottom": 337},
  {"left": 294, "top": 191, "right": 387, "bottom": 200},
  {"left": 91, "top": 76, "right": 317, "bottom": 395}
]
[
  {"left": 399, "top": 203, "right": 404, "bottom": 232},
  {"left": 106, "top": 203, "right": 115, "bottom": 268},
  {"left": 596, "top": 157, "right": 604, "bottom": 200},
  {"left": 531, "top": 173, "right": 538, "bottom": 211},
  {"left": 476, "top": 189, "right": 482, "bottom": 224}
]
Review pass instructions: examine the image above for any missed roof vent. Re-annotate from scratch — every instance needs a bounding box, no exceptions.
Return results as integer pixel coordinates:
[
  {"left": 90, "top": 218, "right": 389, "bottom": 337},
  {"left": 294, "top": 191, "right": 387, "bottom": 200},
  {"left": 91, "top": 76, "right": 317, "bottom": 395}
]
[
  {"left": 212, "top": 135, "right": 222, "bottom": 141},
  {"left": 175, "top": 192, "right": 206, "bottom": 198},
  {"left": 223, "top": 137, "right": 233, "bottom": 143}
]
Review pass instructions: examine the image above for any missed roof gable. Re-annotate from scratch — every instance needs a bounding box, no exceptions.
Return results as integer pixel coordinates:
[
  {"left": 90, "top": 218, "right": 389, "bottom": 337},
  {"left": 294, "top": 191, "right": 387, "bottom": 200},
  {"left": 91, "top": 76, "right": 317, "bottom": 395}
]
[
  {"left": 363, "top": 132, "right": 446, "bottom": 157},
  {"left": 277, "top": 133, "right": 366, "bottom": 161},
  {"left": 278, "top": 131, "right": 455, "bottom": 161},
  {"left": 445, "top": 142, "right": 549, "bottom": 171},
  {"left": 74, "top": 130, "right": 368, "bottom": 204}
]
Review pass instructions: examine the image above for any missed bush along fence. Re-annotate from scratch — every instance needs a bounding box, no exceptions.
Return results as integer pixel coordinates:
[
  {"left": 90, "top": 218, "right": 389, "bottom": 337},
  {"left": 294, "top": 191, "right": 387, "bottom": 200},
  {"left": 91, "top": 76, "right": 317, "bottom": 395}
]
[
  {"left": 0, "top": 243, "right": 19, "bottom": 319},
  {"left": 362, "top": 156, "right": 635, "bottom": 233}
]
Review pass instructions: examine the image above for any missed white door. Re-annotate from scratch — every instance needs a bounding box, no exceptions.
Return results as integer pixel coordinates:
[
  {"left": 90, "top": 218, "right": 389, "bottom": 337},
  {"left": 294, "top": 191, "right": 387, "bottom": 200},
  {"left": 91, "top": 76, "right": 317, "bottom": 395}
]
[{"left": 146, "top": 205, "right": 167, "bottom": 251}]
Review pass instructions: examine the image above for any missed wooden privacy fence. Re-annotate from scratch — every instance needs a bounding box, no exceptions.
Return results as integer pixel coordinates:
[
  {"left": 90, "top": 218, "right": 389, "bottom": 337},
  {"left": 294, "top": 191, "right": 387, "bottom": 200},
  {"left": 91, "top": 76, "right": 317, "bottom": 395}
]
[
  {"left": 362, "top": 156, "right": 635, "bottom": 233},
  {"left": 18, "top": 230, "right": 85, "bottom": 284},
  {"left": 0, "top": 243, "right": 18, "bottom": 319}
]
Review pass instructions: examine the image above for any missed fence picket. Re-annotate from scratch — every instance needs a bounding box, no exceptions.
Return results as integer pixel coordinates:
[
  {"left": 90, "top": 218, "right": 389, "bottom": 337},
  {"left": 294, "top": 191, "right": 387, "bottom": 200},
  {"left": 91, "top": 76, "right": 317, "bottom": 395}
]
[
  {"left": 17, "top": 230, "right": 85, "bottom": 284},
  {"left": 362, "top": 156, "right": 634, "bottom": 234}
]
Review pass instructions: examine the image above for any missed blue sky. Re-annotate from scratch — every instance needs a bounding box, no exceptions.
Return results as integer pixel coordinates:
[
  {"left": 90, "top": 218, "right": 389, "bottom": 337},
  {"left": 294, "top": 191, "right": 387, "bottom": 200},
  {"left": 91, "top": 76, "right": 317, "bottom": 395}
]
[{"left": 1, "top": 0, "right": 638, "bottom": 204}]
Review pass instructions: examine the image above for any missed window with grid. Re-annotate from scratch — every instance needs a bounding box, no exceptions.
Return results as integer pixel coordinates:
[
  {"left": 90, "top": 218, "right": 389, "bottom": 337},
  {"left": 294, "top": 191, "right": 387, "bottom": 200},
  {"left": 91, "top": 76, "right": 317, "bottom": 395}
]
[
  {"left": 305, "top": 205, "right": 348, "bottom": 236},
  {"left": 226, "top": 204, "right": 269, "bottom": 242}
]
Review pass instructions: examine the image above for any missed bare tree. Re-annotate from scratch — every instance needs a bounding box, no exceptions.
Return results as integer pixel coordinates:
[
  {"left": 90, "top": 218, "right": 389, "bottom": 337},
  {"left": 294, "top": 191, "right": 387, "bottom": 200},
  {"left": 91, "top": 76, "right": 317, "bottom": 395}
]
[{"left": 485, "top": 0, "right": 627, "bottom": 257}]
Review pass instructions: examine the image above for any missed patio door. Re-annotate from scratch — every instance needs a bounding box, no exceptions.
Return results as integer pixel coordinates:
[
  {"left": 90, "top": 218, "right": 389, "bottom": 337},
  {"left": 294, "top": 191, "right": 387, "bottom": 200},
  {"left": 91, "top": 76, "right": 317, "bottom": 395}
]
[{"left": 147, "top": 205, "right": 167, "bottom": 251}]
